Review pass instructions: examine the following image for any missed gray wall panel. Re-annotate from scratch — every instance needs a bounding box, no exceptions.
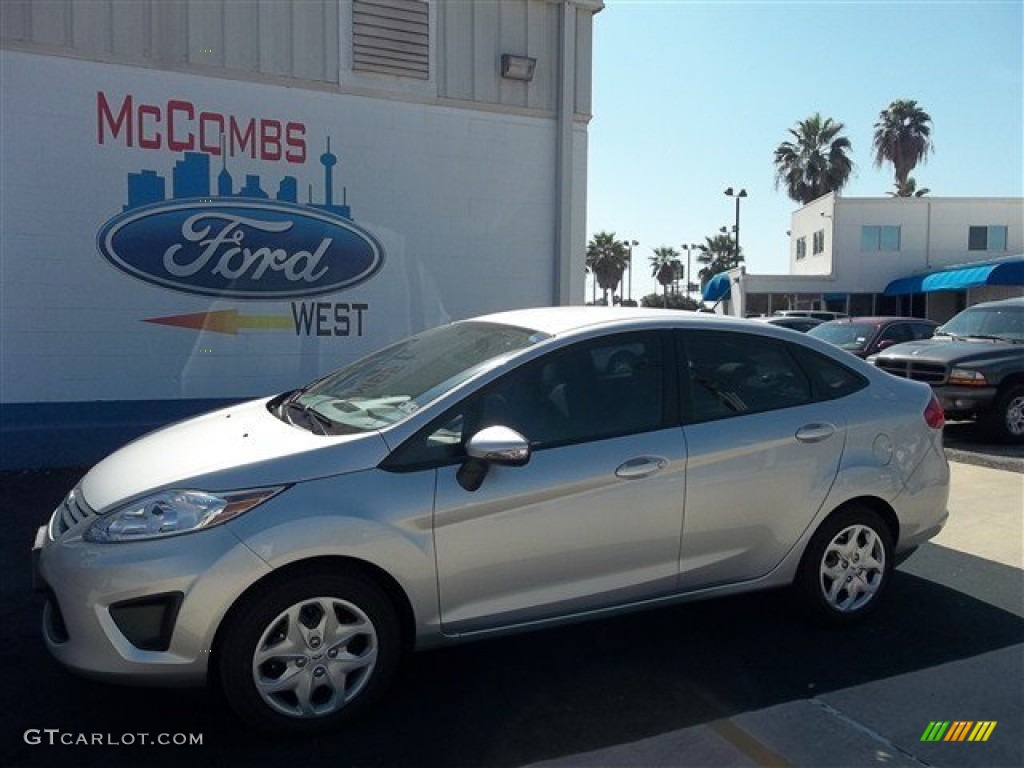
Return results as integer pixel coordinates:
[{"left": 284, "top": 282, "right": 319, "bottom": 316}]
[
  {"left": 111, "top": 0, "right": 151, "bottom": 59},
  {"left": 222, "top": 1, "right": 260, "bottom": 72},
  {"left": 30, "top": 0, "right": 70, "bottom": 47},
  {"left": 258, "top": 0, "right": 292, "bottom": 76},
  {"left": 71, "top": 0, "right": 111, "bottom": 54},
  {"left": 1, "top": 1, "right": 597, "bottom": 116},
  {"left": 187, "top": 0, "right": 224, "bottom": 67},
  {"left": 0, "top": 1, "right": 31, "bottom": 41}
]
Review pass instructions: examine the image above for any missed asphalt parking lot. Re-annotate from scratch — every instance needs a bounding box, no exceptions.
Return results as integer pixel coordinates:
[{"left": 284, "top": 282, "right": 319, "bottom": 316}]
[{"left": 1, "top": 429, "right": 1020, "bottom": 768}]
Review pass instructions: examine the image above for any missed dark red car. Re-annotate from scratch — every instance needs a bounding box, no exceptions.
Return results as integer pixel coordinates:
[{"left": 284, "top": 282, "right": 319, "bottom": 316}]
[{"left": 808, "top": 317, "right": 938, "bottom": 359}]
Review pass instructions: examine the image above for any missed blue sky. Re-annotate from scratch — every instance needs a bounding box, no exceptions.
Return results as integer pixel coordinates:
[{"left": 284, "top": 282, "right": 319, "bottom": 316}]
[{"left": 586, "top": 0, "right": 1024, "bottom": 301}]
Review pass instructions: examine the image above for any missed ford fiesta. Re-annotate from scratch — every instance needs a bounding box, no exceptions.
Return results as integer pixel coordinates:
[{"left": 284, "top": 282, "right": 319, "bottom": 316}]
[{"left": 33, "top": 308, "right": 949, "bottom": 731}]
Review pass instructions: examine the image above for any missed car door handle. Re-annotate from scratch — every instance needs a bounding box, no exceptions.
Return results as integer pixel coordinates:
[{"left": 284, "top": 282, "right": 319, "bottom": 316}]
[
  {"left": 615, "top": 457, "right": 668, "bottom": 479},
  {"left": 796, "top": 423, "right": 837, "bottom": 443}
]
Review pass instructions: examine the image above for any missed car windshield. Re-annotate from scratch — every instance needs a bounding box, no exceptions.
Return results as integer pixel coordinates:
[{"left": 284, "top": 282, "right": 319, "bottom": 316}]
[
  {"left": 807, "top": 322, "right": 876, "bottom": 352},
  {"left": 278, "top": 322, "right": 549, "bottom": 434},
  {"left": 937, "top": 305, "right": 1024, "bottom": 343}
]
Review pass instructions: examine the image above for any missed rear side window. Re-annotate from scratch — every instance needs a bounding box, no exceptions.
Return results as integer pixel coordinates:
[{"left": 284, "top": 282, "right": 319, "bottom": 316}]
[
  {"left": 789, "top": 345, "right": 868, "bottom": 401},
  {"left": 679, "top": 331, "right": 812, "bottom": 424}
]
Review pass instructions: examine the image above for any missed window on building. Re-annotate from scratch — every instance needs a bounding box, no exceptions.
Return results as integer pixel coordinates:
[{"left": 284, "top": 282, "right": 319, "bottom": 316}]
[
  {"left": 968, "top": 225, "right": 1008, "bottom": 251},
  {"left": 796, "top": 237, "right": 807, "bottom": 260},
  {"left": 352, "top": 0, "right": 430, "bottom": 80},
  {"left": 861, "top": 225, "right": 901, "bottom": 252},
  {"left": 812, "top": 229, "right": 825, "bottom": 255}
]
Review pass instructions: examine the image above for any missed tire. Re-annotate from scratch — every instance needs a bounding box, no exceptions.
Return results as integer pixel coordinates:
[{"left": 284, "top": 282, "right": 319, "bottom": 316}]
[
  {"left": 984, "top": 384, "right": 1024, "bottom": 443},
  {"left": 796, "top": 507, "right": 894, "bottom": 626},
  {"left": 217, "top": 567, "right": 400, "bottom": 732}
]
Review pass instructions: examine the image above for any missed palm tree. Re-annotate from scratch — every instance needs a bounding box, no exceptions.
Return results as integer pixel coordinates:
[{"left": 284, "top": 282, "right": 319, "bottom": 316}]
[
  {"left": 696, "top": 233, "right": 742, "bottom": 284},
  {"left": 585, "top": 231, "right": 629, "bottom": 305},
  {"left": 773, "top": 113, "right": 854, "bottom": 205},
  {"left": 649, "top": 246, "right": 681, "bottom": 308},
  {"left": 873, "top": 99, "right": 933, "bottom": 196},
  {"left": 887, "top": 176, "right": 930, "bottom": 198}
]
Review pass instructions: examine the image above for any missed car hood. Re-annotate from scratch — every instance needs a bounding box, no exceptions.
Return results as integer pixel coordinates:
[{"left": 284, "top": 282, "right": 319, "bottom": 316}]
[
  {"left": 80, "top": 398, "right": 391, "bottom": 512},
  {"left": 877, "top": 337, "right": 1020, "bottom": 365}
]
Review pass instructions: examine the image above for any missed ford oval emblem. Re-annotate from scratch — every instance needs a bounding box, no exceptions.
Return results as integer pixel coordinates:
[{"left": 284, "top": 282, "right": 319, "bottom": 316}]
[{"left": 96, "top": 200, "right": 384, "bottom": 299}]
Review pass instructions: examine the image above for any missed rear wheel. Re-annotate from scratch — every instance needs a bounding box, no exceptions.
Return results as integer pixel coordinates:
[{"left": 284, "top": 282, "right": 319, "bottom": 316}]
[
  {"left": 984, "top": 384, "right": 1024, "bottom": 443},
  {"left": 797, "top": 507, "right": 893, "bottom": 625},
  {"left": 218, "top": 568, "right": 400, "bottom": 732}
]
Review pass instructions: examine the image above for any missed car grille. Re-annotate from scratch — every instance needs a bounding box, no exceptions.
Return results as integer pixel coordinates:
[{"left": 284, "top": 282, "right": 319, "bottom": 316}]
[
  {"left": 876, "top": 359, "right": 948, "bottom": 384},
  {"left": 50, "top": 488, "right": 96, "bottom": 539}
]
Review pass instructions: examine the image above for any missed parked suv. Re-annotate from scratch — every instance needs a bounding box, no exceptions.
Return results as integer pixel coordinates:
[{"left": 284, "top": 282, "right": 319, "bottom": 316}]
[{"left": 874, "top": 297, "right": 1024, "bottom": 441}]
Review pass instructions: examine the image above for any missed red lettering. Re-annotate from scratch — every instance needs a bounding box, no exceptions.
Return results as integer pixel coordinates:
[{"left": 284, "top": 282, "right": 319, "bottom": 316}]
[
  {"left": 95, "top": 94, "right": 307, "bottom": 165},
  {"left": 167, "top": 100, "right": 195, "bottom": 151},
  {"left": 261, "top": 120, "right": 282, "bottom": 161},
  {"left": 285, "top": 122, "right": 306, "bottom": 163},
  {"left": 97, "top": 92, "right": 133, "bottom": 146},
  {"left": 199, "top": 112, "right": 224, "bottom": 154},
  {"left": 138, "top": 104, "right": 162, "bottom": 149},
  {"left": 230, "top": 117, "right": 256, "bottom": 158}
]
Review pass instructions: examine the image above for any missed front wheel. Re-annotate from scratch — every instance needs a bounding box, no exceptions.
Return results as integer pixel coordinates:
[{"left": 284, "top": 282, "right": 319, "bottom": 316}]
[
  {"left": 984, "top": 384, "right": 1024, "bottom": 443},
  {"left": 217, "top": 568, "right": 400, "bottom": 732},
  {"left": 797, "top": 507, "right": 894, "bottom": 626}
]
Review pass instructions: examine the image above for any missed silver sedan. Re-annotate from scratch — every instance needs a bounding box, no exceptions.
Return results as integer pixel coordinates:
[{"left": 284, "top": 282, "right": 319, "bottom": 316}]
[{"left": 34, "top": 307, "right": 950, "bottom": 731}]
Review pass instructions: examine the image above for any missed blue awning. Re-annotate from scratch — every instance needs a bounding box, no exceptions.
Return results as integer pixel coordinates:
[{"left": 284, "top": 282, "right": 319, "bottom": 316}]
[
  {"left": 884, "top": 257, "right": 1024, "bottom": 295},
  {"left": 702, "top": 272, "right": 732, "bottom": 302}
]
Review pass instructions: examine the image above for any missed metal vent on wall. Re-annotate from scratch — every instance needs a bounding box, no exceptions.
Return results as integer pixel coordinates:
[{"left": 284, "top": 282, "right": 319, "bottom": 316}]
[{"left": 353, "top": 0, "right": 429, "bottom": 80}]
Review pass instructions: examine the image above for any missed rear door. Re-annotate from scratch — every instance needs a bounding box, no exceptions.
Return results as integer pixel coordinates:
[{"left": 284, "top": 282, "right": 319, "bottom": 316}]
[{"left": 676, "top": 329, "right": 853, "bottom": 589}]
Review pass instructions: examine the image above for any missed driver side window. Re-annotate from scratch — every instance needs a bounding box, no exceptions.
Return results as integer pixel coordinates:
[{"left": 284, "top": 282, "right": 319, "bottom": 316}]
[
  {"left": 466, "top": 331, "right": 666, "bottom": 448},
  {"left": 383, "top": 331, "right": 667, "bottom": 470}
]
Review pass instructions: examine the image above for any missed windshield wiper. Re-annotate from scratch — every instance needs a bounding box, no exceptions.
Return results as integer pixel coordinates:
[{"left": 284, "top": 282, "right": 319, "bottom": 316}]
[{"left": 283, "top": 400, "right": 335, "bottom": 436}]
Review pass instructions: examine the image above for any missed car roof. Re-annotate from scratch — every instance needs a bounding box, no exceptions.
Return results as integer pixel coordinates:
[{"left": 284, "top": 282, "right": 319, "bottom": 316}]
[
  {"left": 468, "top": 306, "right": 745, "bottom": 337},
  {"left": 971, "top": 297, "right": 1024, "bottom": 308},
  {"left": 821, "top": 316, "right": 938, "bottom": 325}
]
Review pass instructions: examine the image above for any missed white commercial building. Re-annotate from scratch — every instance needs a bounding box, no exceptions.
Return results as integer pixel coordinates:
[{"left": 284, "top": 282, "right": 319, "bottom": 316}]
[
  {"left": 705, "top": 193, "right": 1024, "bottom": 321},
  {"left": 0, "top": 0, "right": 604, "bottom": 468}
]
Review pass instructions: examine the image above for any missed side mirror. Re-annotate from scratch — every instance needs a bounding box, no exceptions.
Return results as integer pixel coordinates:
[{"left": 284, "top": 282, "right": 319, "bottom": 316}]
[
  {"left": 875, "top": 339, "right": 897, "bottom": 352},
  {"left": 466, "top": 425, "right": 531, "bottom": 466},
  {"left": 457, "top": 426, "right": 531, "bottom": 492}
]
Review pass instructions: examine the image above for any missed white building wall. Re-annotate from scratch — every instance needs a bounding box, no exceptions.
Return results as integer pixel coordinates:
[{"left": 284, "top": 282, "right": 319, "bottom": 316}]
[
  {"left": 0, "top": 0, "right": 604, "bottom": 468},
  {"left": 789, "top": 194, "right": 1023, "bottom": 292}
]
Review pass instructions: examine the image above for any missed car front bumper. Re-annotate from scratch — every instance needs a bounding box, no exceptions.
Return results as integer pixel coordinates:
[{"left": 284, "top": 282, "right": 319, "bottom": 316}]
[
  {"left": 933, "top": 385, "right": 997, "bottom": 416},
  {"left": 34, "top": 523, "right": 272, "bottom": 686}
]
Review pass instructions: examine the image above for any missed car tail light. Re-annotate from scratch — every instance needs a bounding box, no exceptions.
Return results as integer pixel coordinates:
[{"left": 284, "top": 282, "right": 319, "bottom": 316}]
[{"left": 924, "top": 394, "right": 945, "bottom": 430}]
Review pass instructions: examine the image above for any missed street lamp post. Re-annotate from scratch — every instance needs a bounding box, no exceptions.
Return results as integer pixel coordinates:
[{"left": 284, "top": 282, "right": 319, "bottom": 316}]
[
  {"left": 625, "top": 239, "right": 638, "bottom": 304},
  {"left": 724, "top": 187, "right": 747, "bottom": 261},
  {"left": 681, "top": 243, "right": 698, "bottom": 301}
]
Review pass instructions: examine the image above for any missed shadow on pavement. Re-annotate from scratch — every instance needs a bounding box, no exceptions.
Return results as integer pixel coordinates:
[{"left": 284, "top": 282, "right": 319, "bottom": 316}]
[{"left": 3, "top": 469, "right": 1022, "bottom": 768}]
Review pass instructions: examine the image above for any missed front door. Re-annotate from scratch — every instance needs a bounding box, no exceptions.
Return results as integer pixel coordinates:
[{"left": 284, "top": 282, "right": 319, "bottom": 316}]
[{"left": 428, "top": 330, "right": 686, "bottom": 634}]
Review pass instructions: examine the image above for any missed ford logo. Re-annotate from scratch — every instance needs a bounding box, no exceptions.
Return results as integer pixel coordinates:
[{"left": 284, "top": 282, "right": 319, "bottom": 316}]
[{"left": 96, "top": 200, "right": 384, "bottom": 299}]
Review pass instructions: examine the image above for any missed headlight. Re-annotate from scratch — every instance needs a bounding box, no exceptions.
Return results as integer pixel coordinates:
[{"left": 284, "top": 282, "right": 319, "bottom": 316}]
[
  {"left": 948, "top": 368, "right": 988, "bottom": 386},
  {"left": 84, "top": 487, "right": 285, "bottom": 543}
]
